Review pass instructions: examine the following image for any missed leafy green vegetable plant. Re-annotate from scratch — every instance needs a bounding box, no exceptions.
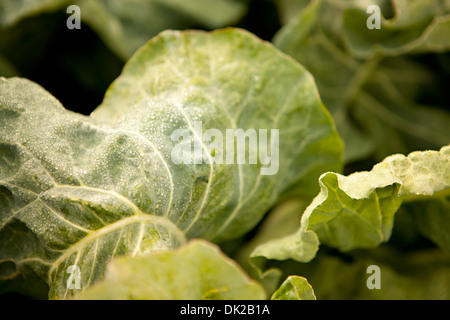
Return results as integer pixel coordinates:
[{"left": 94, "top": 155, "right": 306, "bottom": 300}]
[{"left": 0, "top": 0, "right": 449, "bottom": 301}]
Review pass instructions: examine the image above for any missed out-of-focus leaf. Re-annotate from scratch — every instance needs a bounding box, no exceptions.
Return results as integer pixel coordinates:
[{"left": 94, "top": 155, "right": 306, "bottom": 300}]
[
  {"left": 299, "top": 248, "right": 450, "bottom": 300},
  {"left": 251, "top": 145, "right": 450, "bottom": 264},
  {"left": 404, "top": 199, "right": 450, "bottom": 251},
  {"left": 271, "top": 275, "right": 316, "bottom": 300},
  {"left": 76, "top": 240, "right": 266, "bottom": 300},
  {"left": 273, "top": 0, "right": 450, "bottom": 163},
  {"left": 342, "top": 0, "right": 450, "bottom": 58},
  {"left": 0, "top": 0, "right": 248, "bottom": 60},
  {"left": 91, "top": 28, "right": 343, "bottom": 232}
]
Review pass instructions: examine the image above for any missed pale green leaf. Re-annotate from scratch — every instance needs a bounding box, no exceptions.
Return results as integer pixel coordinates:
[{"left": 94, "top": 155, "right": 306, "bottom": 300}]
[
  {"left": 76, "top": 240, "right": 266, "bottom": 300},
  {"left": 252, "top": 145, "right": 450, "bottom": 264},
  {"left": 91, "top": 28, "right": 342, "bottom": 241},
  {"left": 342, "top": 0, "right": 450, "bottom": 58},
  {"left": 0, "top": 28, "right": 342, "bottom": 299},
  {"left": 271, "top": 275, "right": 316, "bottom": 300}
]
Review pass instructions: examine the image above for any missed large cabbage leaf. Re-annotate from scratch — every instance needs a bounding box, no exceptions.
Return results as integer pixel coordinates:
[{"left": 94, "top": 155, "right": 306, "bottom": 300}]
[{"left": 0, "top": 28, "right": 342, "bottom": 299}]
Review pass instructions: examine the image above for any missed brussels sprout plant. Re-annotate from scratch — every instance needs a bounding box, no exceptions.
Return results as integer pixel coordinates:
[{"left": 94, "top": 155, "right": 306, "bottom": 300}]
[{"left": 0, "top": 0, "right": 449, "bottom": 300}]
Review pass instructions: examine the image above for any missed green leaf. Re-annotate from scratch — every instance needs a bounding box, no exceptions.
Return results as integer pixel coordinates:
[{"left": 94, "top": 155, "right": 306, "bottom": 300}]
[
  {"left": 273, "top": 0, "right": 450, "bottom": 163},
  {"left": 91, "top": 28, "right": 342, "bottom": 240},
  {"left": 0, "top": 28, "right": 342, "bottom": 299},
  {"left": 252, "top": 145, "right": 450, "bottom": 264},
  {"left": 271, "top": 275, "right": 316, "bottom": 300},
  {"left": 76, "top": 240, "right": 266, "bottom": 300}
]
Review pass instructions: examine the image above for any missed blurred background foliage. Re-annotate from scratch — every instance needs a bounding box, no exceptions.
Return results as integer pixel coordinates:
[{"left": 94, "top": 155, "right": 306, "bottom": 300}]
[{"left": 1, "top": 0, "right": 449, "bottom": 299}]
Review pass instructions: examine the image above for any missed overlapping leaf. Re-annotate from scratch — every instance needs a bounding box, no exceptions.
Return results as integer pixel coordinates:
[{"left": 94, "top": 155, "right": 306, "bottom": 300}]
[
  {"left": 252, "top": 145, "right": 450, "bottom": 264},
  {"left": 271, "top": 275, "right": 316, "bottom": 300},
  {"left": 76, "top": 240, "right": 266, "bottom": 300},
  {"left": 0, "top": 28, "right": 342, "bottom": 298}
]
